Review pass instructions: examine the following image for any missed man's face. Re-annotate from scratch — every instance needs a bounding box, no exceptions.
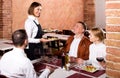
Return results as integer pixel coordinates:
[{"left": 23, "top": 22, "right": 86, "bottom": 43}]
[{"left": 73, "top": 23, "right": 84, "bottom": 34}]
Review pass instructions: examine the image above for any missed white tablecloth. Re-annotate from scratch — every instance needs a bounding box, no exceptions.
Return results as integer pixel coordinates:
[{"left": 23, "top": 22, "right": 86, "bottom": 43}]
[
  {"left": 43, "top": 33, "right": 70, "bottom": 40},
  {"left": 0, "top": 39, "right": 13, "bottom": 51},
  {"left": 32, "top": 58, "right": 106, "bottom": 78},
  {"left": 49, "top": 67, "right": 106, "bottom": 78},
  {"left": 49, "top": 67, "right": 76, "bottom": 78}
]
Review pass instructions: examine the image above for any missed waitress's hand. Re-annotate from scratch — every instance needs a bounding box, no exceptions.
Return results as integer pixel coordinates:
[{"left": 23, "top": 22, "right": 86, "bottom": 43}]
[{"left": 40, "top": 38, "right": 50, "bottom": 42}]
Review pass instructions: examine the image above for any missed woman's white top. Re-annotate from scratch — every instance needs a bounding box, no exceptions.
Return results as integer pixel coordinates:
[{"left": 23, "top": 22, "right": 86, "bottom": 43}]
[
  {"left": 89, "top": 42, "right": 106, "bottom": 69},
  {"left": 24, "top": 15, "right": 41, "bottom": 43}
]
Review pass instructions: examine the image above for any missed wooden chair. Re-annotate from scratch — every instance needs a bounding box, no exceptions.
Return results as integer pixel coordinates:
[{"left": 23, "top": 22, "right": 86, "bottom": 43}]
[{"left": 62, "top": 30, "right": 74, "bottom": 35}]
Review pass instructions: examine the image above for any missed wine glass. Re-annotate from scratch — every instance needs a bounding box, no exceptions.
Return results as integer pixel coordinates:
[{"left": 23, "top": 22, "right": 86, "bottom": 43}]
[
  {"left": 96, "top": 57, "right": 106, "bottom": 69},
  {"left": 96, "top": 57, "right": 104, "bottom": 62}
]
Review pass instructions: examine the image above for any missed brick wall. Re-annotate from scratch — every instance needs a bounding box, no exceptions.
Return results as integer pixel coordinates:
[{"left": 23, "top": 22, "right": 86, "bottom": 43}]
[
  {"left": 1, "top": 0, "right": 120, "bottom": 77},
  {"left": 0, "top": 0, "right": 12, "bottom": 39},
  {"left": 0, "top": 0, "right": 95, "bottom": 39},
  {"left": 105, "top": 0, "right": 120, "bottom": 78},
  {"left": 0, "top": 0, "right": 3, "bottom": 38},
  {"left": 84, "top": 0, "right": 95, "bottom": 29},
  {"left": 12, "top": 0, "right": 84, "bottom": 32}
]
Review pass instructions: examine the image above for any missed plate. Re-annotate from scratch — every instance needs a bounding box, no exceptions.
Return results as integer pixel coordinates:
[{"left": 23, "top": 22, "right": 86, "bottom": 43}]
[
  {"left": 82, "top": 65, "right": 98, "bottom": 73},
  {"left": 47, "top": 37, "right": 58, "bottom": 41}
]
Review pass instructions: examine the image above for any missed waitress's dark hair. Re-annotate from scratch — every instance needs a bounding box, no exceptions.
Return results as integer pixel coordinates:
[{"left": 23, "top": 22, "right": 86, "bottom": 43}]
[{"left": 28, "top": 2, "right": 42, "bottom": 15}]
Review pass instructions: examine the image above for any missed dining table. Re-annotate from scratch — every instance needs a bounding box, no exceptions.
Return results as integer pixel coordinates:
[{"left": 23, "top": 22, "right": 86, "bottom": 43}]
[
  {"left": 43, "top": 33, "right": 70, "bottom": 50},
  {"left": 32, "top": 56, "right": 106, "bottom": 78},
  {"left": 43, "top": 33, "right": 70, "bottom": 41},
  {"left": 0, "top": 39, "right": 13, "bottom": 53}
]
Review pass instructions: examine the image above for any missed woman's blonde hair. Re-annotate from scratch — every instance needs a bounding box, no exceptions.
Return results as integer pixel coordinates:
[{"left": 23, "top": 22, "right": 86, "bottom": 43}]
[{"left": 90, "top": 27, "right": 105, "bottom": 41}]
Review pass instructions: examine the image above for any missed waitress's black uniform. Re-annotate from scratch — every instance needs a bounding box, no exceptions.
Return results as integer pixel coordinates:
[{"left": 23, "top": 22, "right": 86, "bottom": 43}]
[{"left": 28, "top": 21, "right": 44, "bottom": 60}]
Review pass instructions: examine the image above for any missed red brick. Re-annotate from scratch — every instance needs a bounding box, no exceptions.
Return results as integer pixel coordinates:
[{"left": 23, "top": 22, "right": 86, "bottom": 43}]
[
  {"left": 114, "top": 63, "right": 120, "bottom": 71},
  {"left": 100, "top": 0, "right": 120, "bottom": 78},
  {"left": 106, "top": 2, "right": 120, "bottom": 9},
  {"left": 84, "top": 0, "right": 95, "bottom": 29},
  {"left": 106, "top": 61, "right": 120, "bottom": 71},
  {"left": 105, "top": 39, "right": 120, "bottom": 47},
  {"left": 0, "top": 31, "right": 3, "bottom": 38},
  {"left": 106, "top": 33, "right": 120, "bottom": 40},
  {"left": 106, "top": 10, "right": 120, "bottom": 17},
  {"left": 106, "top": 61, "right": 114, "bottom": 69},
  {"left": 106, "top": 17, "right": 120, "bottom": 25},
  {"left": 1, "top": 0, "right": 12, "bottom": 39},
  {"left": 106, "top": 26, "right": 120, "bottom": 32},
  {"left": 106, "top": 54, "right": 120, "bottom": 63},
  {"left": 107, "top": 47, "right": 120, "bottom": 57},
  {"left": 106, "top": 69, "right": 120, "bottom": 78}
]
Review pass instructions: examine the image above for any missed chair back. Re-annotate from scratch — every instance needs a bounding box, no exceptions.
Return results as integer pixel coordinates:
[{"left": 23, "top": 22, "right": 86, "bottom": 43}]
[{"left": 63, "top": 30, "right": 74, "bottom": 35}]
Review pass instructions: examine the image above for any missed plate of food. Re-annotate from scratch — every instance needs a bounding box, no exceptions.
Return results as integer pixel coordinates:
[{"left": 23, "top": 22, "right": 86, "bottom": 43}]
[
  {"left": 47, "top": 37, "right": 58, "bottom": 41},
  {"left": 82, "top": 65, "right": 98, "bottom": 73}
]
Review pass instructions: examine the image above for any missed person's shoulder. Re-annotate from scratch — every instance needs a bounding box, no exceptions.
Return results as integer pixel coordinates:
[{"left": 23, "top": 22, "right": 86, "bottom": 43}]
[
  {"left": 83, "top": 36, "right": 91, "bottom": 43},
  {"left": 20, "top": 57, "right": 33, "bottom": 66},
  {"left": 25, "top": 18, "right": 35, "bottom": 28},
  {"left": 22, "top": 57, "right": 31, "bottom": 63},
  {"left": 25, "top": 18, "right": 33, "bottom": 23},
  {"left": 1, "top": 50, "right": 13, "bottom": 58}
]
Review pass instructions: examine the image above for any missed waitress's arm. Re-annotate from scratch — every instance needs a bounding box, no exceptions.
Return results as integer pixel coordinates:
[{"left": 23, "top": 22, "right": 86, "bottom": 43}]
[{"left": 25, "top": 20, "right": 41, "bottom": 43}]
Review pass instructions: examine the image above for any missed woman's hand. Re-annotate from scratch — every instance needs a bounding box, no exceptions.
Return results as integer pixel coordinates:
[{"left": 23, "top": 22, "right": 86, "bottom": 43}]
[
  {"left": 69, "top": 57, "right": 84, "bottom": 65},
  {"left": 99, "top": 61, "right": 106, "bottom": 69}
]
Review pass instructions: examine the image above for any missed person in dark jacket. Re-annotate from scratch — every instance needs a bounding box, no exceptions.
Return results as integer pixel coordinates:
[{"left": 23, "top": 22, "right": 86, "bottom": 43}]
[{"left": 59, "top": 21, "right": 92, "bottom": 64}]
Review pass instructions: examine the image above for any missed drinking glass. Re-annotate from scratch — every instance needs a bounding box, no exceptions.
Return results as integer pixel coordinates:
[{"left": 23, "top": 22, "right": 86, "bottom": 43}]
[{"left": 96, "top": 57, "right": 104, "bottom": 62}]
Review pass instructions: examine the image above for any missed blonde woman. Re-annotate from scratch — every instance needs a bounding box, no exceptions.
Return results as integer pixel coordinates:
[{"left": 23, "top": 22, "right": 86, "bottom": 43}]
[{"left": 89, "top": 27, "right": 106, "bottom": 69}]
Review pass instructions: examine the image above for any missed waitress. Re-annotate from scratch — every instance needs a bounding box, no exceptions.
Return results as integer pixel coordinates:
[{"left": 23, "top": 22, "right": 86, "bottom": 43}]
[{"left": 24, "top": 2, "right": 48, "bottom": 60}]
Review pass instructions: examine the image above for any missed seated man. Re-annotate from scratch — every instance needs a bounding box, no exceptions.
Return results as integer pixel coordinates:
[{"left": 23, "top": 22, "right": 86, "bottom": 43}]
[
  {"left": 0, "top": 29, "right": 53, "bottom": 78},
  {"left": 59, "top": 21, "right": 92, "bottom": 64}
]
